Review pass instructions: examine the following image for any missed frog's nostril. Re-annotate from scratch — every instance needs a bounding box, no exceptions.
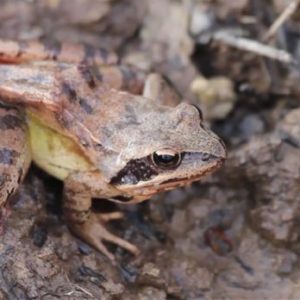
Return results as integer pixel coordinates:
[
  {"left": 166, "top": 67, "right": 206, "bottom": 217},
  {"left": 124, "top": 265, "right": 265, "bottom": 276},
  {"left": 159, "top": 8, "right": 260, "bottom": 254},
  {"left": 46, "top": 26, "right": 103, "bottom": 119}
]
[{"left": 201, "top": 152, "right": 211, "bottom": 161}]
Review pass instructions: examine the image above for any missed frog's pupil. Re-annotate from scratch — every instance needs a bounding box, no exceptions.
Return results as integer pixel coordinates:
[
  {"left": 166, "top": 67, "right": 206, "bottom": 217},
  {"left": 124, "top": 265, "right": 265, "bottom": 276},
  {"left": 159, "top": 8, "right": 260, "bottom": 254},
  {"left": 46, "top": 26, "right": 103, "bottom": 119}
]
[
  {"left": 152, "top": 152, "right": 181, "bottom": 169},
  {"left": 160, "top": 154, "right": 174, "bottom": 163}
]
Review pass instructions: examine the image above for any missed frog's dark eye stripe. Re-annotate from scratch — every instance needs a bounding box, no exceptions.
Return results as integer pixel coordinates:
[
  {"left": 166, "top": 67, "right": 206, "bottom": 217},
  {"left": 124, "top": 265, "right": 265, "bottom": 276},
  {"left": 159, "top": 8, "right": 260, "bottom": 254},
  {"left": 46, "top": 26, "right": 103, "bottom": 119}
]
[
  {"left": 110, "top": 157, "right": 158, "bottom": 185},
  {"left": 111, "top": 151, "right": 184, "bottom": 186}
]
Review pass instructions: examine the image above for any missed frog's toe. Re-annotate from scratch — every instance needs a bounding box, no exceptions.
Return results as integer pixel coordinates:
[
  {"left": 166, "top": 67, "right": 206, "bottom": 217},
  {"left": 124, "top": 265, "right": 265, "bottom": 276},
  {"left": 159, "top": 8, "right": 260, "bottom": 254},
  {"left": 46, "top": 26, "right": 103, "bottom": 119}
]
[
  {"left": 69, "top": 212, "right": 139, "bottom": 262},
  {"left": 100, "top": 227, "right": 140, "bottom": 256},
  {"left": 89, "top": 237, "right": 116, "bottom": 262},
  {"left": 98, "top": 211, "right": 124, "bottom": 222}
]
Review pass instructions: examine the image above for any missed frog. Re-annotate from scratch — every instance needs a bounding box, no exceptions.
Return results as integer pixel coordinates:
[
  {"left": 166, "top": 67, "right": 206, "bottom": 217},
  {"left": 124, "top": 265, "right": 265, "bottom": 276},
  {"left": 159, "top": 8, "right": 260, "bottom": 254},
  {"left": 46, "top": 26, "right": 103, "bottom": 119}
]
[{"left": 0, "top": 39, "right": 226, "bottom": 263}]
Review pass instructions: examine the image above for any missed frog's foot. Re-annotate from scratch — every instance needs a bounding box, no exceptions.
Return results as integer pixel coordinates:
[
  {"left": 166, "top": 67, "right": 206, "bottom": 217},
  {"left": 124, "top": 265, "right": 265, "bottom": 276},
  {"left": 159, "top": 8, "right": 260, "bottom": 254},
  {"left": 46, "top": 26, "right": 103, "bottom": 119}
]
[{"left": 69, "top": 212, "right": 140, "bottom": 263}]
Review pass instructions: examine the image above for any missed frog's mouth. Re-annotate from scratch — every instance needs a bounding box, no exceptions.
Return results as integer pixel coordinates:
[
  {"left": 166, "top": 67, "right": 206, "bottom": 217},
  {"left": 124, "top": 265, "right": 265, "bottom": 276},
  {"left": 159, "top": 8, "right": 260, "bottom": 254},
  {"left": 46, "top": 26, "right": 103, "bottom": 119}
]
[{"left": 111, "top": 157, "right": 224, "bottom": 203}]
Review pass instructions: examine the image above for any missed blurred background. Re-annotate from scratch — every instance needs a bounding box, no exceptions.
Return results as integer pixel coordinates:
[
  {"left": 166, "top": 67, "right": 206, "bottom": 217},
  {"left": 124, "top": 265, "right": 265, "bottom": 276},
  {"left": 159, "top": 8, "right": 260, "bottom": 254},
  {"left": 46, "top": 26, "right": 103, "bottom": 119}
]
[{"left": 1, "top": 1, "right": 300, "bottom": 299}]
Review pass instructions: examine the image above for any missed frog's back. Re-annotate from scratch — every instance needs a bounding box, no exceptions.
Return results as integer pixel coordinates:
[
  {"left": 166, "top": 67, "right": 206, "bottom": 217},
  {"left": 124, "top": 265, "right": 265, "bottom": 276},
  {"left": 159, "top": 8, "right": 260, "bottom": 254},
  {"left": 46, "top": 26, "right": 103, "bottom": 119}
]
[{"left": 0, "top": 57, "right": 148, "bottom": 179}]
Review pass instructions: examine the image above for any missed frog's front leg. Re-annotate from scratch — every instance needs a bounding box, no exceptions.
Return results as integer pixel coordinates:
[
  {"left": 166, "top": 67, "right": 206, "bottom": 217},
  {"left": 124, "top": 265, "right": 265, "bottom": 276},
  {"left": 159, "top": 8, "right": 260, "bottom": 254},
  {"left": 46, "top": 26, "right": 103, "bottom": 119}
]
[
  {"left": 0, "top": 105, "right": 31, "bottom": 232},
  {"left": 63, "top": 171, "right": 139, "bottom": 263}
]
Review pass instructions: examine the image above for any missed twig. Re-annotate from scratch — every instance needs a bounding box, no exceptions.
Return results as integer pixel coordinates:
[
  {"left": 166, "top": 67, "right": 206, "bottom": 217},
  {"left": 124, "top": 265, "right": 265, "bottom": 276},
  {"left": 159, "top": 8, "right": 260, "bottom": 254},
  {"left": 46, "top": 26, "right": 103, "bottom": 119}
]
[
  {"left": 263, "top": 0, "right": 300, "bottom": 41},
  {"left": 212, "top": 30, "right": 298, "bottom": 66},
  {"left": 64, "top": 285, "right": 94, "bottom": 297},
  {"left": 74, "top": 285, "right": 94, "bottom": 297}
]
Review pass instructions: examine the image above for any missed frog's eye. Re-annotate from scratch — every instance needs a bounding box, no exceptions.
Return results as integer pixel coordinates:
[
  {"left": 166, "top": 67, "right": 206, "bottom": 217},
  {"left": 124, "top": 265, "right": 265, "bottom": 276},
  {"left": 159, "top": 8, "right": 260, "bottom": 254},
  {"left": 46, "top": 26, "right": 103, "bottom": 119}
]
[{"left": 151, "top": 150, "right": 182, "bottom": 169}]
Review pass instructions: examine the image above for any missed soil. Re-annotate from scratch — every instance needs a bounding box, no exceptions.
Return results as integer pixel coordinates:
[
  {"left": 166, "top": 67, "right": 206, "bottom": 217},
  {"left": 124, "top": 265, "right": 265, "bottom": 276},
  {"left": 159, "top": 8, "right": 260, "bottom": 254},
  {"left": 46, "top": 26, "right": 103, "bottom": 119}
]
[{"left": 1, "top": 0, "right": 300, "bottom": 299}]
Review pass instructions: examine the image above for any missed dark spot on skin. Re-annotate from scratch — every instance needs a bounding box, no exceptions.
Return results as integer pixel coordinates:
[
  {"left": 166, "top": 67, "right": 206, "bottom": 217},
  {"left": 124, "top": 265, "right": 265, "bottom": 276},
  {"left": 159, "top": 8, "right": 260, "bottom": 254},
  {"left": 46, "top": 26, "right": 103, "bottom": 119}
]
[
  {"left": 112, "top": 195, "right": 133, "bottom": 202},
  {"left": 110, "top": 157, "right": 158, "bottom": 185},
  {"left": 120, "top": 66, "right": 136, "bottom": 91},
  {"left": 41, "top": 39, "right": 62, "bottom": 60},
  {"left": 0, "top": 174, "right": 8, "bottom": 188},
  {"left": 79, "top": 98, "right": 93, "bottom": 114},
  {"left": 17, "top": 40, "right": 29, "bottom": 57},
  {"left": 83, "top": 44, "right": 96, "bottom": 63},
  {"left": 61, "top": 82, "right": 77, "bottom": 102},
  {"left": 77, "top": 64, "right": 96, "bottom": 88},
  {"left": 61, "top": 82, "right": 93, "bottom": 113},
  {"left": 98, "top": 48, "right": 108, "bottom": 63},
  {"left": 0, "top": 148, "right": 18, "bottom": 165},
  {"left": 0, "top": 114, "right": 23, "bottom": 130}
]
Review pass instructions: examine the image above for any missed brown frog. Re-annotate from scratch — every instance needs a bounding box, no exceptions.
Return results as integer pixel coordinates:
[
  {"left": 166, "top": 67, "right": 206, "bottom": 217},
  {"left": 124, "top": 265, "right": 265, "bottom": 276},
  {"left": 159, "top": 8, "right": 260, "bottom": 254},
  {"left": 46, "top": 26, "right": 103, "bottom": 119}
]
[{"left": 0, "top": 39, "right": 226, "bottom": 263}]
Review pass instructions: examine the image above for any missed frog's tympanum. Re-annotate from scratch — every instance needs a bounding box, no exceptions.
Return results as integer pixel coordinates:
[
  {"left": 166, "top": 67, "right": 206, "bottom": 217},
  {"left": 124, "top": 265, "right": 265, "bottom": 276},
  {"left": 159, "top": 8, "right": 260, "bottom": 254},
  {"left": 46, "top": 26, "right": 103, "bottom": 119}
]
[{"left": 0, "top": 40, "right": 226, "bottom": 262}]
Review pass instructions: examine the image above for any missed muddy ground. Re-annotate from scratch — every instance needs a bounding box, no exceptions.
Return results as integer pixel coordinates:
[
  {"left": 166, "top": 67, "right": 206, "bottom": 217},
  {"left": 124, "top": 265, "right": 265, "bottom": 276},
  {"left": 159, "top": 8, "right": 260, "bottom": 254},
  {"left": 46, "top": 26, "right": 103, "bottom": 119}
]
[{"left": 1, "top": 0, "right": 300, "bottom": 299}]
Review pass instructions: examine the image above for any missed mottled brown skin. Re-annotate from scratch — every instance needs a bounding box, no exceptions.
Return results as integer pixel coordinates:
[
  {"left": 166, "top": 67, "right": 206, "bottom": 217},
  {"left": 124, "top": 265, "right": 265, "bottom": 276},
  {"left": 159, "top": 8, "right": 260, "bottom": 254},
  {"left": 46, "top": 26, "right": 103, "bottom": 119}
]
[
  {"left": 0, "top": 39, "right": 118, "bottom": 65},
  {"left": 0, "top": 103, "right": 31, "bottom": 231},
  {"left": 0, "top": 39, "right": 226, "bottom": 263}
]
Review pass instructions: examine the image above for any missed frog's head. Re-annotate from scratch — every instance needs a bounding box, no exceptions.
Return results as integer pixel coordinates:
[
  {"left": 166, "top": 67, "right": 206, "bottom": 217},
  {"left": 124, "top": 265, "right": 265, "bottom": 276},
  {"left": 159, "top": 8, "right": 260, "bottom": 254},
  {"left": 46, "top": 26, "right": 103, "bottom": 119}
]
[{"left": 99, "top": 95, "right": 226, "bottom": 204}]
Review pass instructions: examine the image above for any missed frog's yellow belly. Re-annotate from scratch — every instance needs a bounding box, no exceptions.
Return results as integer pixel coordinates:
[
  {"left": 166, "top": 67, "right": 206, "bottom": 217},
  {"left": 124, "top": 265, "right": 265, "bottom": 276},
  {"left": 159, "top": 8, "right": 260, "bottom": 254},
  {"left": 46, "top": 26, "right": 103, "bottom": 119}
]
[{"left": 27, "top": 114, "right": 92, "bottom": 180}]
